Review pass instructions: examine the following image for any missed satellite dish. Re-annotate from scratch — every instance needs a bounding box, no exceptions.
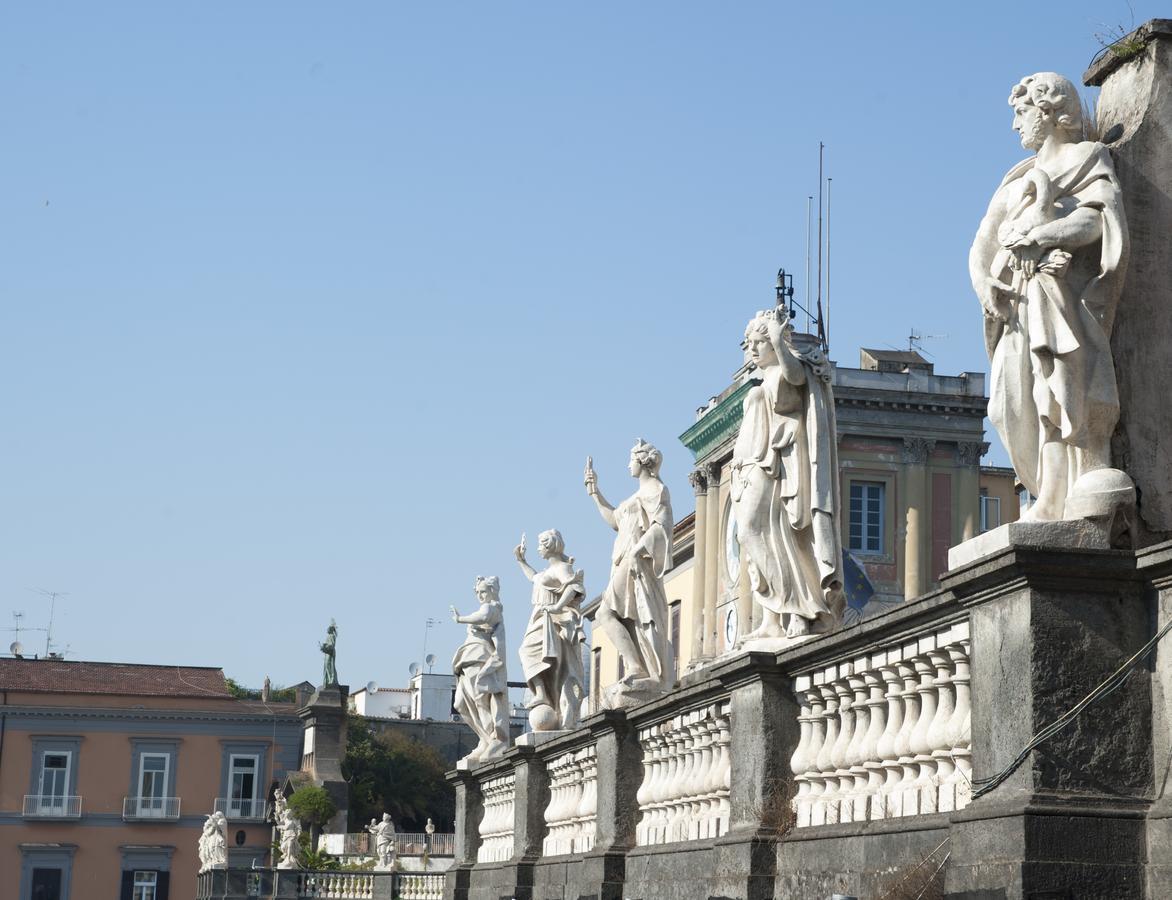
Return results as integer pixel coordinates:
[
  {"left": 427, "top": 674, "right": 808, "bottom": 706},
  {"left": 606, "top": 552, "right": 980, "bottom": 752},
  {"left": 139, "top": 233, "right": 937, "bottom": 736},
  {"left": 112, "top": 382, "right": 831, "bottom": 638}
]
[
  {"left": 425, "top": 653, "right": 436, "bottom": 668},
  {"left": 10, "top": 641, "right": 24, "bottom": 657},
  {"left": 366, "top": 680, "right": 379, "bottom": 694},
  {"left": 408, "top": 662, "right": 420, "bottom": 677}
]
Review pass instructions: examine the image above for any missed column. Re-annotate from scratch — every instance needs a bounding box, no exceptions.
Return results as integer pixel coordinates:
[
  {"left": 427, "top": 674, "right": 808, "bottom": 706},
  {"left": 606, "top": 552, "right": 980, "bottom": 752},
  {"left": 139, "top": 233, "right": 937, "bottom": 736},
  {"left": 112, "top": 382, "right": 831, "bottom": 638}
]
[
  {"left": 688, "top": 468, "right": 709, "bottom": 666},
  {"left": 901, "top": 439, "right": 933, "bottom": 599},
  {"left": 703, "top": 463, "right": 721, "bottom": 656},
  {"left": 956, "top": 441, "right": 983, "bottom": 542}
]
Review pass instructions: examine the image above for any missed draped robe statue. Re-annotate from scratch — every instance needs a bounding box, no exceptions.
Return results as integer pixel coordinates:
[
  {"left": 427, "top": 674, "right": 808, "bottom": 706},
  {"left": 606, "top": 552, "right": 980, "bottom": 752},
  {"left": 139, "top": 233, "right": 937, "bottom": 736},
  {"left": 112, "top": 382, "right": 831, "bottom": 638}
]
[
  {"left": 584, "top": 440, "right": 674, "bottom": 706},
  {"left": 450, "top": 575, "right": 511, "bottom": 764},
  {"left": 729, "top": 310, "right": 844, "bottom": 650},
  {"left": 969, "top": 72, "right": 1132, "bottom": 532}
]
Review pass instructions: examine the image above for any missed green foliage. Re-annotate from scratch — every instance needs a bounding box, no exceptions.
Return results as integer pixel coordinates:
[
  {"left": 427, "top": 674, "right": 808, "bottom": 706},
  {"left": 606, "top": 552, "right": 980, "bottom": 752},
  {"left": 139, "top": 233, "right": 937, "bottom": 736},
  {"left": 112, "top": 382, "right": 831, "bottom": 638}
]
[
  {"left": 343, "top": 714, "right": 455, "bottom": 832},
  {"left": 288, "top": 785, "right": 338, "bottom": 829},
  {"left": 224, "top": 677, "right": 298, "bottom": 702},
  {"left": 297, "top": 831, "right": 340, "bottom": 872},
  {"left": 225, "top": 677, "right": 255, "bottom": 699}
]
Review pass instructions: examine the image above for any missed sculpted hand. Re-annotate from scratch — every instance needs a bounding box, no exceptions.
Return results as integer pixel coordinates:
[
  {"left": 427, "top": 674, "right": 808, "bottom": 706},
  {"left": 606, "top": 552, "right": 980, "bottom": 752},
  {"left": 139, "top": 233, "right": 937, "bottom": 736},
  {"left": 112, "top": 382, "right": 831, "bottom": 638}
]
[
  {"left": 449, "top": 605, "right": 459, "bottom": 623},
  {"left": 584, "top": 456, "right": 597, "bottom": 495},
  {"left": 513, "top": 534, "right": 527, "bottom": 563},
  {"left": 1039, "top": 249, "right": 1071, "bottom": 277},
  {"left": 978, "top": 276, "right": 1011, "bottom": 323}
]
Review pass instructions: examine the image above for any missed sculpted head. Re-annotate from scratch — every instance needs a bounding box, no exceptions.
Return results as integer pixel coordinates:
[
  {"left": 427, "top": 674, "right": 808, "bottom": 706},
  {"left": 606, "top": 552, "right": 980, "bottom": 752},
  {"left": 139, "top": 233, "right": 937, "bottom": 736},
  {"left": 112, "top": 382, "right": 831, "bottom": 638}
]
[
  {"left": 629, "top": 438, "right": 662, "bottom": 478},
  {"left": 744, "top": 310, "right": 783, "bottom": 369},
  {"left": 474, "top": 575, "right": 501, "bottom": 604},
  {"left": 537, "top": 529, "right": 565, "bottom": 560},
  {"left": 1009, "top": 73, "right": 1084, "bottom": 150}
]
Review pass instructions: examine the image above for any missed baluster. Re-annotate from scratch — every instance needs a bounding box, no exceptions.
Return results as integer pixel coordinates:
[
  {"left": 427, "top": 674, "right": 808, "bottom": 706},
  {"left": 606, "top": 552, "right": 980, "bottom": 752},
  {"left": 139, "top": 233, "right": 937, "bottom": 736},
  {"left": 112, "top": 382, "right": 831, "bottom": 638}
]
[
  {"left": 909, "top": 646, "right": 940, "bottom": 814},
  {"left": 844, "top": 664, "right": 870, "bottom": 822},
  {"left": 635, "top": 729, "right": 654, "bottom": 844},
  {"left": 946, "top": 634, "right": 973, "bottom": 809},
  {"left": 689, "top": 717, "right": 711, "bottom": 840},
  {"left": 715, "top": 712, "right": 731, "bottom": 837},
  {"left": 828, "top": 666, "right": 855, "bottom": 825},
  {"left": 795, "top": 684, "right": 826, "bottom": 828},
  {"left": 860, "top": 661, "right": 888, "bottom": 820},
  {"left": 927, "top": 643, "right": 957, "bottom": 811},
  {"left": 893, "top": 658, "right": 921, "bottom": 816},
  {"left": 790, "top": 676, "right": 814, "bottom": 827},
  {"left": 812, "top": 679, "right": 839, "bottom": 826},
  {"left": 875, "top": 658, "right": 904, "bottom": 819}
]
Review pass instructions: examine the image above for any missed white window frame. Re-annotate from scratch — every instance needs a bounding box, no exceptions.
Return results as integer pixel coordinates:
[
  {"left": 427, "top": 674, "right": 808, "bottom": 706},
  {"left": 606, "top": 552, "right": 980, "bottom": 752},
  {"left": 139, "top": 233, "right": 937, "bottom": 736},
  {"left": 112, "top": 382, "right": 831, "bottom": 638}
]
[
  {"left": 136, "top": 753, "right": 170, "bottom": 816},
  {"left": 228, "top": 753, "right": 260, "bottom": 818},
  {"left": 132, "top": 870, "right": 158, "bottom": 900},
  {"left": 980, "top": 494, "right": 1001, "bottom": 533},
  {"left": 848, "top": 481, "right": 885, "bottom": 555},
  {"left": 38, "top": 751, "right": 71, "bottom": 812}
]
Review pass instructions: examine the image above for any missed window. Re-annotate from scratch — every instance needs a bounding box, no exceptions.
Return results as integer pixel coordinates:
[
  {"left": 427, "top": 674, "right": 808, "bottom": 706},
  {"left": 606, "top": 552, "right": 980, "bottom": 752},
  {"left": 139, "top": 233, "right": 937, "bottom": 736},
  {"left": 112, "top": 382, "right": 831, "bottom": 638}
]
[
  {"left": 132, "top": 872, "right": 157, "bottom": 900},
  {"left": 848, "top": 482, "right": 885, "bottom": 554},
  {"left": 669, "top": 601, "right": 681, "bottom": 678},
  {"left": 980, "top": 494, "right": 1001, "bottom": 532},
  {"left": 136, "top": 754, "right": 169, "bottom": 816},
  {"left": 228, "top": 754, "right": 259, "bottom": 818},
  {"left": 39, "top": 753, "right": 70, "bottom": 811}
]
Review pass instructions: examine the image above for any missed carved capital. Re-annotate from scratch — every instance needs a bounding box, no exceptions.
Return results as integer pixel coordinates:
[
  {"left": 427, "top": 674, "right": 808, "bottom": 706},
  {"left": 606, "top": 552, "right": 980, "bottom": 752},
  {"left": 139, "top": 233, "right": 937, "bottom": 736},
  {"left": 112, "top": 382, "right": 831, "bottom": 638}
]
[
  {"left": 688, "top": 468, "right": 709, "bottom": 496},
  {"left": 956, "top": 441, "right": 987, "bottom": 467},
  {"left": 901, "top": 438, "right": 936, "bottom": 465},
  {"left": 703, "top": 461, "right": 722, "bottom": 488}
]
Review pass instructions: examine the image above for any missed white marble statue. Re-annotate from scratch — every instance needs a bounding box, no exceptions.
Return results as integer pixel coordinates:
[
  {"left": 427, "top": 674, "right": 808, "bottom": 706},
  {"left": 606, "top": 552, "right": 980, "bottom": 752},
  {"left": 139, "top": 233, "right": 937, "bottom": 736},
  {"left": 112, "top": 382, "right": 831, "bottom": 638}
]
[
  {"left": 366, "top": 812, "right": 397, "bottom": 869},
  {"left": 584, "top": 441, "right": 674, "bottom": 706},
  {"left": 514, "top": 529, "right": 586, "bottom": 731},
  {"left": 198, "top": 811, "right": 228, "bottom": 872},
  {"left": 272, "top": 786, "right": 288, "bottom": 824},
  {"left": 729, "top": 310, "right": 844, "bottom": 649},
  {"left": 970, "top": 72, "right": 1132, "bottom": 529},
  {"left": 450, "top": 575, "right": 511, "bottom": 765},
  {"left": 277, "top": 808, "right": 302, "bottom": 870}
]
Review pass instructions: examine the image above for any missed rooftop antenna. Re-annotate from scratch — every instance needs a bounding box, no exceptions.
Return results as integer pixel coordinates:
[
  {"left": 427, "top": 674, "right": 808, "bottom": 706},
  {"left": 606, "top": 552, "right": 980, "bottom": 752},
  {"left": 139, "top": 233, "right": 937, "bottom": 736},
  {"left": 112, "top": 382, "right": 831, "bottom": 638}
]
[
  {"left": 815, "top": 142, "right": 826, "bottom": 350},
  {"left": 825, "top": 176, "right": 833, "bottom": 353},
  {"left": 425, "top": 653, "right": 437, "bottom": 674},
  {"left": 29, "top": 589, "right": 68, "bottom": 658},
  {"left": 907, "top": 328, "right": 949, "bottom": 355},
  {"left": 805, "top": 195, "right": 813, "bottom": 333},
  {"left": 421, "top": 617, "right": 440, "bottom": 677}
]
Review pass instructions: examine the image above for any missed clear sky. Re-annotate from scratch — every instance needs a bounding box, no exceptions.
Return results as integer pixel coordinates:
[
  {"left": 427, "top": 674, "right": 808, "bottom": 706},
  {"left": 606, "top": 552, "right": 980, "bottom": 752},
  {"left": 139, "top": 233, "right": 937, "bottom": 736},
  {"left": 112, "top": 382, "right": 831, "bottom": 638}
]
[{"left": 1, "top": 2, "right": 1157, "bottom": 688}]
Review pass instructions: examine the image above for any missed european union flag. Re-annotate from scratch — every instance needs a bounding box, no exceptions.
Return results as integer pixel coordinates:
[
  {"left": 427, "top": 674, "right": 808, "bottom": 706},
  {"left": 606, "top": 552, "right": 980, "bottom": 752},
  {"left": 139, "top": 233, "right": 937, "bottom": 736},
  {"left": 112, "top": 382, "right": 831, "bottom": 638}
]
[{"left": 842, "top": 550, "right": 876, "bottom": 611}]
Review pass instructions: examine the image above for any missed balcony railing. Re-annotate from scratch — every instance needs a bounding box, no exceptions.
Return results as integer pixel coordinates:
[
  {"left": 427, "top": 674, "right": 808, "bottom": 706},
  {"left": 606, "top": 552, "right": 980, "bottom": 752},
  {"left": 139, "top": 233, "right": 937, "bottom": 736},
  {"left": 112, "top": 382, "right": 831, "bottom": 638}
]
[
  {"left": 213, "top": 796, "right": 270, "bottom": 821},
  {"left": 23, "top": 795, "right": 83, "bottom": 818},
  {"left": 123, "top": 796, "right": 182, "bottom": 820}
]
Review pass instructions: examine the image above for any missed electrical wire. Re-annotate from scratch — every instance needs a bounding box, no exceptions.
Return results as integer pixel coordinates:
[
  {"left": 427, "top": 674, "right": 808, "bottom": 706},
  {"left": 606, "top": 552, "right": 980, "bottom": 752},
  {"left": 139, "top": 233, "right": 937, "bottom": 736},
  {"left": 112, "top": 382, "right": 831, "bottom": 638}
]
[{"left": 972, "top": 615, "right": 1172, "bottom": 799}]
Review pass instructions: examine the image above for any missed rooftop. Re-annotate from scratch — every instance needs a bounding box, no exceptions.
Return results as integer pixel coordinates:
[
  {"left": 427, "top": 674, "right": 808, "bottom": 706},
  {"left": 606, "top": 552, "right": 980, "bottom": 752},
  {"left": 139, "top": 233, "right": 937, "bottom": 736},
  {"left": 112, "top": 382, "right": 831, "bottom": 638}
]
[{"left": 0, "top": 657, "right": 233, "bottom": 698}]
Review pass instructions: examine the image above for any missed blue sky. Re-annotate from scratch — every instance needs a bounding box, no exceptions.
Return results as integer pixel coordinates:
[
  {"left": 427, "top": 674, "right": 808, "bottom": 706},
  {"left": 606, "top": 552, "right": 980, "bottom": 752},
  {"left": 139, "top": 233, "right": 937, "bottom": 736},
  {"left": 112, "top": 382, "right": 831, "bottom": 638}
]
[{"left": 0, "top": 2, "right": 1156, "bottom": 687}]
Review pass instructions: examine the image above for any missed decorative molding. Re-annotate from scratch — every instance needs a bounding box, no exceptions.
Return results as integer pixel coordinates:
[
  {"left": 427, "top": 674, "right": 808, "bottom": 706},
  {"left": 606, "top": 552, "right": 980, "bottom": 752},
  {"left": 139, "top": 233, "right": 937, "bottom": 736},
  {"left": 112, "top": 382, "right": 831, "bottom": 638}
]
[
  {"left": 679, "top": 380, "right": 757, "bottom": 463},
  {"left": 901, "top": 438, "right": 936, "bottom": 465},
  {"left": 688, "top": 469, "right": 708, "bottom": 496},
  {"left": 956, "top": 441, "right": 987, "bottom": 467}
]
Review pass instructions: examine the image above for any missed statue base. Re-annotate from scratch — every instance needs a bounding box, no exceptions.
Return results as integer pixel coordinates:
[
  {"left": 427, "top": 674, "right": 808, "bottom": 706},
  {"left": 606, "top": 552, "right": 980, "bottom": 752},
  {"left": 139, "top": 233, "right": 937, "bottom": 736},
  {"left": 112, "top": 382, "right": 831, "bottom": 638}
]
[
  {"left": 600, "top": 675, "right": 665, "bottom": 710},
  {"left": 516, "top": 729, "right": 573, "bottom": 747},
  {"left": 947, "top": 517, "right": 1114, "bottom": 570}
]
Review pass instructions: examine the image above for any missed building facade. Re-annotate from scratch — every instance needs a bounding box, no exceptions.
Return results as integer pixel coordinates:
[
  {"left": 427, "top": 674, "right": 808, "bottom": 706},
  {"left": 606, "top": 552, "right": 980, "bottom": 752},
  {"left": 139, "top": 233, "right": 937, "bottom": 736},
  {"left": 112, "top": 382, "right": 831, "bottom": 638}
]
[
  {"left": 587, "top": 342, "right": 1019, "bottom": 699},
  {"left": 0, "top": 658, "right": 303, "bottom": 900}
]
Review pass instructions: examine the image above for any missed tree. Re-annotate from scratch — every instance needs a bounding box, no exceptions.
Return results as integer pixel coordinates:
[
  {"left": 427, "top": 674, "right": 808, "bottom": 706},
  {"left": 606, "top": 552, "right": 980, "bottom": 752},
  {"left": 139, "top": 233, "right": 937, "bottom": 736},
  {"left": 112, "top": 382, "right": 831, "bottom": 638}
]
[
  {"left": 287, "top": 785, "right": 338, "bottom": 850},
  {"left": 343, "top": 715, "right": 455, "bottom": 832}
]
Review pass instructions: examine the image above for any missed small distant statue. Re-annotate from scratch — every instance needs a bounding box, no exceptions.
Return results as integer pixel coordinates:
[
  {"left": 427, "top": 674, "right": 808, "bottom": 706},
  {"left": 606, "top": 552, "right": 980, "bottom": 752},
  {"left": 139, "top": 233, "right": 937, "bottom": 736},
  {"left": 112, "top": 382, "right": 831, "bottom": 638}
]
[
  {"left": 729, "top": 310, "right": 844, "bottom": 649},
  {"left": 366, "top": 812, "right": 397, "bottom": 869},
  {"left": 320, "top": 620, "right": 338, "bottom": 686},
  {"left": 277, "top": 808, "right": 302, "bottom": 870},
  {"left": 515, "top": 530, "right": 586, "bottom": 731},
  {"left": 425, "top": 817, "right": 435, "bottom": 836},
  {"left": 198, "top": 811, "right": 228, "bottom": 871},
  {"left": 969, "top": 72, "right": 1132, "bottom": 529},
  {"left": 262, "top": 675, "right": 272, "bottom": 702},
  {"left": 450, "top": 576, "right": 512, "bottom": 764},
  {"left": 271, "top": 786, "right": 288, "bottom": 824},
  {"left": 584, "top": 441, "right": 674, "bottom": 706}
]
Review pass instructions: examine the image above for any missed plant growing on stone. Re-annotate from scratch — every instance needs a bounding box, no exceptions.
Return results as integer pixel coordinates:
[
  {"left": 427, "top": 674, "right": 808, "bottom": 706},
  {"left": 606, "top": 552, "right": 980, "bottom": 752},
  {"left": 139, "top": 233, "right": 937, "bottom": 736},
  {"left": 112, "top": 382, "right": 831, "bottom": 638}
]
[
  {"left": 750, "top": 775, "right": 797, "bottom": 837},
  {"left": 288, "top": 785, "right": 339, "bottom": 850}
]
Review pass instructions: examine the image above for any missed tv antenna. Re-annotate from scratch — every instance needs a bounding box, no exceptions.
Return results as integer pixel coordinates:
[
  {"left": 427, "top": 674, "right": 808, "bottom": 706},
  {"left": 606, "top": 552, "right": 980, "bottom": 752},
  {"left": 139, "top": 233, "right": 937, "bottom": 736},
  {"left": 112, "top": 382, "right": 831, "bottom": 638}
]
[
  {"left": 907, "top": 329, "right": 948, "bottom": 354},
  {"left": 5, "top": 609, "right": 48, "bottom": 658},
  {"left": 28, "top": 589, "right": 68, "bottom": 658}
]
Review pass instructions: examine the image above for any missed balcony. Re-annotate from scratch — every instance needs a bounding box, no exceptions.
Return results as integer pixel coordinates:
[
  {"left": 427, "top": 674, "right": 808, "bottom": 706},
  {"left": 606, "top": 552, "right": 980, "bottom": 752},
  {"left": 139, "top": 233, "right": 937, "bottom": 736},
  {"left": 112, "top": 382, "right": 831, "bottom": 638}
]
[
  {"left": 23, "top": 795, "right": 83, "bottom": 819},
  {"left": 123, "top": 796, "right": 182, "bottom": 820},
  {"left": 213, "top": 797, "right": 270, "bottom": 821}
]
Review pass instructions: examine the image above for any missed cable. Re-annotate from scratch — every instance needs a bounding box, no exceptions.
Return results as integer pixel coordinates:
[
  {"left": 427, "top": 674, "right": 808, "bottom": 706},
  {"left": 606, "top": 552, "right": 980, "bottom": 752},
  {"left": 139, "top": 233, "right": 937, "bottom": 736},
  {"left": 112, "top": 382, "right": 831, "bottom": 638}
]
[{"left": 972, "top": 615, "right": 1172, "bottom": 799}]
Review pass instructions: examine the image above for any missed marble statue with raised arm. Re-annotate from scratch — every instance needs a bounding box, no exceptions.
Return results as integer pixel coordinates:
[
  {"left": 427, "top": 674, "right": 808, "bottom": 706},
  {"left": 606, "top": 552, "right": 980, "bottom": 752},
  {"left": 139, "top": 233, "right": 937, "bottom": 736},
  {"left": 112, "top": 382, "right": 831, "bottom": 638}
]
[
  {"left": 277, "top": 808, "right": 302, "bottom": 869},
  {"left": 515, "top": 529, "right": 586, "bottom": 731},
  {"left": 450, "top": 575, "right": 512, "bottom": 765},
  {"left": 198, "top": 811, "right": 228, "bottom": 871},
  {"left": 970, "top": 72, "right": 1132, "bottom": 532},
  {"left": 320, "top": 620, "right": 338, "bottom": 686},
  {"left": 584, "top": 440, "right": 674, "bottom": 707},
  {"left": 729, "top": 310, "right": 844, "bottom": 650},
  {"left": 366, "top": 812, "right": 397, "bottom": 869}
]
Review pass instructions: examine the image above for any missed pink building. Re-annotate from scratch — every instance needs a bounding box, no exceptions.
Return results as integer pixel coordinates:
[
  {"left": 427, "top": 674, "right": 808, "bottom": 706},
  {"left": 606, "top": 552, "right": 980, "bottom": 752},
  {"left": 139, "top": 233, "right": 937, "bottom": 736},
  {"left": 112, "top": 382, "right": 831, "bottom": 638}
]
[{"left": 0, "top": 658, "right": 303, "bottom": 900}]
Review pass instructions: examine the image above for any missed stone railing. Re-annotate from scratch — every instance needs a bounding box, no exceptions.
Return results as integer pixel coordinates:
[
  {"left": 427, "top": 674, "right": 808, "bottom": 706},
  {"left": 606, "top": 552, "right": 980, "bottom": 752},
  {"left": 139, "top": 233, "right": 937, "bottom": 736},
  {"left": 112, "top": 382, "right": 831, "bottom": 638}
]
[
  {"left": 542, "top": 743, "right": 598, "bottom": 856},
  {"left": 396, "top": 872, "right": 445, "bottom": 899},
  {"left": 476, "top": 770, "right": 516, "bottom": 862},
  {"left": 635, "top": 698, "right": 732, "bottom": 846},
  {"left": 297, "top": 872, "right": 374, "bottom": 899},
  {"left": 790, "top": 620, "right": 971, "bottom": 827}
]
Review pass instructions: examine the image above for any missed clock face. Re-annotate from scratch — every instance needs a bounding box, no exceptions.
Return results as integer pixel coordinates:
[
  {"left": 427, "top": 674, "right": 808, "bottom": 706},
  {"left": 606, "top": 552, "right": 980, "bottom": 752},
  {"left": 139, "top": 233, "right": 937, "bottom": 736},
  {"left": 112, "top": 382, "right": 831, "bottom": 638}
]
[
  {"left": 724, "top": 606, "right": 739, "bottom": 648},
  {"left": 724, "top": 511, "right": 741, "bottom": 584}
]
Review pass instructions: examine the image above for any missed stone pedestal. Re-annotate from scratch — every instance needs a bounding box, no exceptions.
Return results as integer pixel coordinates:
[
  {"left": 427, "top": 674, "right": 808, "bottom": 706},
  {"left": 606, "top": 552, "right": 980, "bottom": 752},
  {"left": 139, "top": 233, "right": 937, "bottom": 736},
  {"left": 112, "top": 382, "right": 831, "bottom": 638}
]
[
  {"left": 941, "top": 534, "right": 1152, "bottom": 898},
  {"left": 297, "top": 683, "right": 350, "bottom": 835}
]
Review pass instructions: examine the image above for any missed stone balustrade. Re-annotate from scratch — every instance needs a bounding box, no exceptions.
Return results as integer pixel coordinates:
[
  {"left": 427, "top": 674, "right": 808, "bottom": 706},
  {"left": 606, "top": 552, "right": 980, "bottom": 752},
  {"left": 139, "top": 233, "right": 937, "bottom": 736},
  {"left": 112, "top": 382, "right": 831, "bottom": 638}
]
[
  {"left": 476, "top": 771, "right": 516, "bottom": 862},
  {"left": 396, "top": 873, "right": 444, "bottom": 899},
  {"left": 542, "top": 744, "right": 598, "bottom": 856},
  {"left": 789, "top": 620, "right": 971, "bottom": 828},
  {"left": 635, "top": 699, "right": 732, "bottom": 846},
  {"left": 297, "top": 871, "right": 374, "bottom": 899}
]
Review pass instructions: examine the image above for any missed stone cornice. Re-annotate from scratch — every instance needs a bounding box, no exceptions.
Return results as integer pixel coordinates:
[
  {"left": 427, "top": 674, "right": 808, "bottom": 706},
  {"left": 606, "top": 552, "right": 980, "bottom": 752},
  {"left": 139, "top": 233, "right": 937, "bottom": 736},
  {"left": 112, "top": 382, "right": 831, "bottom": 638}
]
[
  {"left": 679, "top": 380, "right": 755, "bottom": 463},
  {"left": 2, "top": 704, "right": 301, "bottom": 727}
]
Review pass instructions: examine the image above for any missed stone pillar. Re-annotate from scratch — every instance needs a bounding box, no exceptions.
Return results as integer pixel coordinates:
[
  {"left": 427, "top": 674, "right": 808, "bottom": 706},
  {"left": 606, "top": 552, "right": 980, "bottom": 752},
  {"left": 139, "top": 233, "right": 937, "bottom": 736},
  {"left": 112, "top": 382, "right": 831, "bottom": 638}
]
[
  {"left": 942, "top": 532, "right": 1152, "bottom": 897},
  {"left": 956, "top": 442, "right": 983, "bottom": 542},
  {"left": 443, "top": 769, "right": 482, "bottom": 900},
  {"left": 1086, "top": 22, "right": 1172, "bottom": 544},
  {"left": 710, "top": 652, "right": 799, "bottom": 900},
  {"left": 575, "top": 710, "right": 641, "bottom": 900},
  {"left": 703, "top": 462, "right": 722, "bottom": 655},
  {"left": 297, "top": 683, "right": 350, "bottom": 835},
  {"left": 688, "top": 468, "right": 709, "bottom": 666},
  {"left": 902, "top": 439, "right": 933, "bottom": 599}
]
